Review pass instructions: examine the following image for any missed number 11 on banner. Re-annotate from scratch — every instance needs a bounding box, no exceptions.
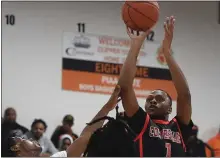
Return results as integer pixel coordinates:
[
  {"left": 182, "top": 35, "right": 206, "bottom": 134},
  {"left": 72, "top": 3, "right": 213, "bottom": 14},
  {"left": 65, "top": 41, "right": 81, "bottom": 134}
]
[{"left": 77, "top": 23, "right": 85, "bottom": 33}]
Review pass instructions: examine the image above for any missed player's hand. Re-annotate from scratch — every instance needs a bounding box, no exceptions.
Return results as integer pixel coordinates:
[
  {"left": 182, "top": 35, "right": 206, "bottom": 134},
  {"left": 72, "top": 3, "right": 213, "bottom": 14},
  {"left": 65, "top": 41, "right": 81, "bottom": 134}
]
[
  {"left": 126, "top": 27, "right": 151, "bottom": 45},
  {"left": 104, "top": 85, "right": 121, "bottom": 111},
  {"left": 162, "top": 16, "right": 175, "bottom": 53}
]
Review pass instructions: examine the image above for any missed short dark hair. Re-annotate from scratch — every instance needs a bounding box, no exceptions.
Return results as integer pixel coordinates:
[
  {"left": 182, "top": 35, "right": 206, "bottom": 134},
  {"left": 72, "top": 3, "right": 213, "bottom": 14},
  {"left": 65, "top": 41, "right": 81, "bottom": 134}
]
[
  {"left": 83, "top": 116, "right": 138, "bottom": 157},
  {"left": 63, "top": 114, "right": 74, "bottom": 126},
  {"left": 31, "top": 119, "right": 48, "bottom": 130},
  {"left": 154, "top": 89, "right": 172, "bottom": 106}
]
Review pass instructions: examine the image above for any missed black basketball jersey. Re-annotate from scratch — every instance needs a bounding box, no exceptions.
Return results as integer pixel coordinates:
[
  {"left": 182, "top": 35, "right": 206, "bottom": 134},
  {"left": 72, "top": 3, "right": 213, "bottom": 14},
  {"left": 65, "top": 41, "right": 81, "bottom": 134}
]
[
  {"left": 134, "top": 114, "right": 187, "bottom": 157},
  {"left": 125, "top": 107, "right": 193, "bottom": 157}
]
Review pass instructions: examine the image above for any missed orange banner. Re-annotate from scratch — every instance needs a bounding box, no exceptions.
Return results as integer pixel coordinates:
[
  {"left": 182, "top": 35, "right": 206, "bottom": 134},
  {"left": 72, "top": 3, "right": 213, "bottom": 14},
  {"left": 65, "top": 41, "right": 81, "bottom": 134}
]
[{"left": 62, "top": 70, "right": 177, "bottom": 100}]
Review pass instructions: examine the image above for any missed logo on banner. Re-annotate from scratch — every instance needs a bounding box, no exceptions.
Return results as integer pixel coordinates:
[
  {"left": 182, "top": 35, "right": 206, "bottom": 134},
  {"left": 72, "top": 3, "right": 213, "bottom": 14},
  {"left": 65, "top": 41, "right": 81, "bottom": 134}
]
[
  {"left": 73, "top": 35, "right": 91, "bottom": 48},
  {"left": 65, "top": 34, "right": 94, "bottom": 56}
]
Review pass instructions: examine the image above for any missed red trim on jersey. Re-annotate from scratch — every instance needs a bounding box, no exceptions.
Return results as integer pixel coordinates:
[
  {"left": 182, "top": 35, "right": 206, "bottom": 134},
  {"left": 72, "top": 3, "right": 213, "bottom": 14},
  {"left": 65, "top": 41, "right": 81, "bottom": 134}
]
[
  {"left": 172, "top": 118, "right": 186, "bottom": 152},
  {"left": 134, "top": 114, "right": 150, "bottom": 157},
  {"left": 139, "top": 137, "right": 143, "bottom": 157},
  {"left": 152, "top": 119, "right": 170, "bottom": 124}
]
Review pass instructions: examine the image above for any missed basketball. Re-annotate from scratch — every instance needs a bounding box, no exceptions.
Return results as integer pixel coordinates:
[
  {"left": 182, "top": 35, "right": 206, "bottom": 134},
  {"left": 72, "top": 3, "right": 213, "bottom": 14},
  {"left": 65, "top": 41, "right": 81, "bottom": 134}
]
[{"left": 122, "top": 1, "right": 159, "bottom": 31}]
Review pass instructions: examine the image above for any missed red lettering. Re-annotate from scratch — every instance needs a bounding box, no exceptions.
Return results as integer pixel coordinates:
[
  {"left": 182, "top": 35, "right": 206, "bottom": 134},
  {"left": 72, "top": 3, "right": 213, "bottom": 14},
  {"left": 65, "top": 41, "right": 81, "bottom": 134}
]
[
  {"left": 165, "top": 143, "right": 171, "bottom": 157},
  {"left": 174, "top": 132, "right": 181, "bottom": 144},
  {"left": 154, "top": 127, "right": 160, "bottom": 137},
  {"left": 163, "top": 129, "right": 168, "bottom": 139},
  {"left": 149, "top": 127, "right": 182, "bottom": 144}
]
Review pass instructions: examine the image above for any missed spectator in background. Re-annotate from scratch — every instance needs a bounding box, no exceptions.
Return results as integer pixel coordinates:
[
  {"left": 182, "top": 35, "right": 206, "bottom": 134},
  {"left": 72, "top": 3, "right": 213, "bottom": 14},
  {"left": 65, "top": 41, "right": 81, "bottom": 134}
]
[
  {"left": 1, "top": 107, "right": 29, "bottom": 157},
  {"left": 186, "top": 125, "right": 214, "bottom": 157},
  {"left": 23, "top": 119, "right": 58, "bottom": 156},
  {"left": 10, "top": 85, "right": 121, "bottom": 157},
  {"left": 206, "top": 126, "right": 220, "bottom": 157},
  {"left": 58, "top": 134, "right": 73, "bottom": 151},
  {"left": 51, "top": 114, "right": 78, "bottom": 148}
]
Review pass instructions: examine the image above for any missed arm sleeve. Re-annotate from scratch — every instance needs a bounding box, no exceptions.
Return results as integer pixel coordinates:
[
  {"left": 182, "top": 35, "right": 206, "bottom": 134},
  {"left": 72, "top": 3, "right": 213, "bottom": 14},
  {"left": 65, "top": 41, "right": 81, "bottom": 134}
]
[{"left": 125, "top": 107, "right": 147, "bottom": 134}]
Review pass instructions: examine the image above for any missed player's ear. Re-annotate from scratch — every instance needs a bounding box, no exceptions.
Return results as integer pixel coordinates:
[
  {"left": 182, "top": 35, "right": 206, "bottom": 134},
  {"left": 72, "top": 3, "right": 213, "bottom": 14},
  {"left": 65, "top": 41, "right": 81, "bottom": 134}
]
[{"left": 167, "top": 106, "right": 172, "bottom": 114}]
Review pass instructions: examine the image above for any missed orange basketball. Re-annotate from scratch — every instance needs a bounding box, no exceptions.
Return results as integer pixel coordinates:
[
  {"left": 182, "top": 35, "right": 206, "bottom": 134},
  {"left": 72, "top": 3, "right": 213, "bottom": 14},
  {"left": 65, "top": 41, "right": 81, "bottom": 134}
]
[{"left": 122, "top": 1, "right": 159, "bottom": 31}]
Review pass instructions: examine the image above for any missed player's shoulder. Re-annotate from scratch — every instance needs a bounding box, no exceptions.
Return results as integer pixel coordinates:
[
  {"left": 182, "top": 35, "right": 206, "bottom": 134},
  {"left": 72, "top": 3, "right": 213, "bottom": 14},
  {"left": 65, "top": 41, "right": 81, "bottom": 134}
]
[
  {"left": 171, "top": 116, "right": 194, "bottom": 126},
  {"left": 124, "top": 106, "right": 146, "bottom": 119},
  {"left": 135, "top": 107, "right": 147, "bottom": 116}
]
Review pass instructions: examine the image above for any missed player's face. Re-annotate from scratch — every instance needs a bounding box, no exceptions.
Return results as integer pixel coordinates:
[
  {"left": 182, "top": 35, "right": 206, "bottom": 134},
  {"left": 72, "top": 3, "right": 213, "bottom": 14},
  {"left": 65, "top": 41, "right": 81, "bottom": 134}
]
[
  {"left": 11, "top": 137, "right": 42, "bottom": 157},
  {"left": 145, "top": 90, "right": 172, "bottom": 116}
]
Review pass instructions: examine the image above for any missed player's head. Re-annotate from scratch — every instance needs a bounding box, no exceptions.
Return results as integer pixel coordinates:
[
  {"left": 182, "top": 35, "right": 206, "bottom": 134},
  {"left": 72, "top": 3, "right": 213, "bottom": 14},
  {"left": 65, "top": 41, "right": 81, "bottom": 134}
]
[
  {"left": 10, "top": 137, "right": 42, "bottom": 157},
  {"left": 145, "top": 89, "right": 172, "bottom": 119},
  {"left": 31, "top": 119, "right": 47, "bottom": 140},
  {"left": 4, "top": 107, "right": 16, "bottom": 123}
]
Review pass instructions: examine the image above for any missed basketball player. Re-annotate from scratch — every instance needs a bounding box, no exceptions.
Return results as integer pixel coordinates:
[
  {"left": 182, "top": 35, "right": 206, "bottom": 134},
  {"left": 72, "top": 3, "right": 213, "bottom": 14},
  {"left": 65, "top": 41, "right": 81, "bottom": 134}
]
[
  {"left": 117, "top": 16, "right": 194, "bottom": 156},
  {"left": 10, "top": 85, "right": 121, "bottom": 157}
]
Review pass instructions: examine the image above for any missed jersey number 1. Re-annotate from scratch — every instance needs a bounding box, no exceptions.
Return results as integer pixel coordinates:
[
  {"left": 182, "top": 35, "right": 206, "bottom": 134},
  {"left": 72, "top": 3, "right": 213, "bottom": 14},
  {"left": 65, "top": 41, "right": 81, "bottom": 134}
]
[{"left": 165, "top": 143, "right": 171, "bottom": 157}]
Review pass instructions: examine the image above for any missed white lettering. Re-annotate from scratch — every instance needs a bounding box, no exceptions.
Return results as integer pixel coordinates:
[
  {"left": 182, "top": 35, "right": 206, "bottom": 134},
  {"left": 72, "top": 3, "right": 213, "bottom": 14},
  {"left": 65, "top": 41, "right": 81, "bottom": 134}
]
[
  {"left": 79, "top": 84, "right": 94, "bottom": 91},
  {"left": 101, "top": 76, "right": 118, "bottom": 85},
  {"left": 149, "top": 126, "right": 181, "bottom": 144},
  {"left": 95, "top": 86, "right": 114, "bottom": 93}
]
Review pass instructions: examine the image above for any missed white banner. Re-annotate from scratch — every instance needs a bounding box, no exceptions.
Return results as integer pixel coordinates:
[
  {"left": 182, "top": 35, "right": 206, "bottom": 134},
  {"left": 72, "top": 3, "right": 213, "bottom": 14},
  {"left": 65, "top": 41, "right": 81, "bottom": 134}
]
[{"left": 63, "top": 32, "right": 169, "bottom": 69}]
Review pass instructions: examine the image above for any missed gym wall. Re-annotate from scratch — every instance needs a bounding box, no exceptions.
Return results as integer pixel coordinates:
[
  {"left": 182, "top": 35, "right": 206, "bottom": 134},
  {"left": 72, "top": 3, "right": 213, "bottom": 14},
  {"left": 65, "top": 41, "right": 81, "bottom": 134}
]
[{"left": 2, "top": 1, "right": 220, "bottom": 140}]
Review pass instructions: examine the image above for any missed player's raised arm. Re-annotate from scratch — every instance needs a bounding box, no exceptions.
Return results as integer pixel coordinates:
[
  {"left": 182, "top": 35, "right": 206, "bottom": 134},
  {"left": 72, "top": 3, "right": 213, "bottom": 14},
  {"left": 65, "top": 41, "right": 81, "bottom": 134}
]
[
  {"left": 66, "top": 85, "right": 121, "bottom": 157},
  {"left": 161, "top": 16, "right": 191, "bottom": 125},
  {"left": 118, "top": 28, "right": 149, "bottom": 117},
  {"left": 80, "top": 85, "right": 121, "bottom": 137}
]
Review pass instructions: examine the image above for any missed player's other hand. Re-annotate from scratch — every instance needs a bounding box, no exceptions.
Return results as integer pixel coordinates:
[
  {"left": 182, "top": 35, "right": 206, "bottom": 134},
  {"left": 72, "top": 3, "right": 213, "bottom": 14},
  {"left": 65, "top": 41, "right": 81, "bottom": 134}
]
[
  {"left": 162, "top": 16, "right": 175, "bottom": 53},
  {"left": 104, "top": 85, "right": 121, "bottom": 111}
]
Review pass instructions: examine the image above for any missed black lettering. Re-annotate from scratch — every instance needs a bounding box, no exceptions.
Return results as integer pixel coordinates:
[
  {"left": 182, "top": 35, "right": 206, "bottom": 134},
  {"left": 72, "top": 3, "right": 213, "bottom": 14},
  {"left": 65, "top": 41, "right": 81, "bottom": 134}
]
[
  {"left": 77, "top": 23, "right": 86, "bottom": 33},
  {"left": 5, "top": 14, "right": 15, "bottom": 25},
  {"left": 146, "top": 31, "right": 155, "bottom": 41}
]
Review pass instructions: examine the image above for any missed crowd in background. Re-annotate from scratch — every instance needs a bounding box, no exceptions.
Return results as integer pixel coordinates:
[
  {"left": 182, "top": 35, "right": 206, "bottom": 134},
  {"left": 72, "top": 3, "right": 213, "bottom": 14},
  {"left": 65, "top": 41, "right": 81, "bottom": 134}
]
[
  {"left": 1, "top": 107, "right": 220, "bottom": 157},
  {"left": 1, "top": 107, "right": 78, "bottom": 157}
]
